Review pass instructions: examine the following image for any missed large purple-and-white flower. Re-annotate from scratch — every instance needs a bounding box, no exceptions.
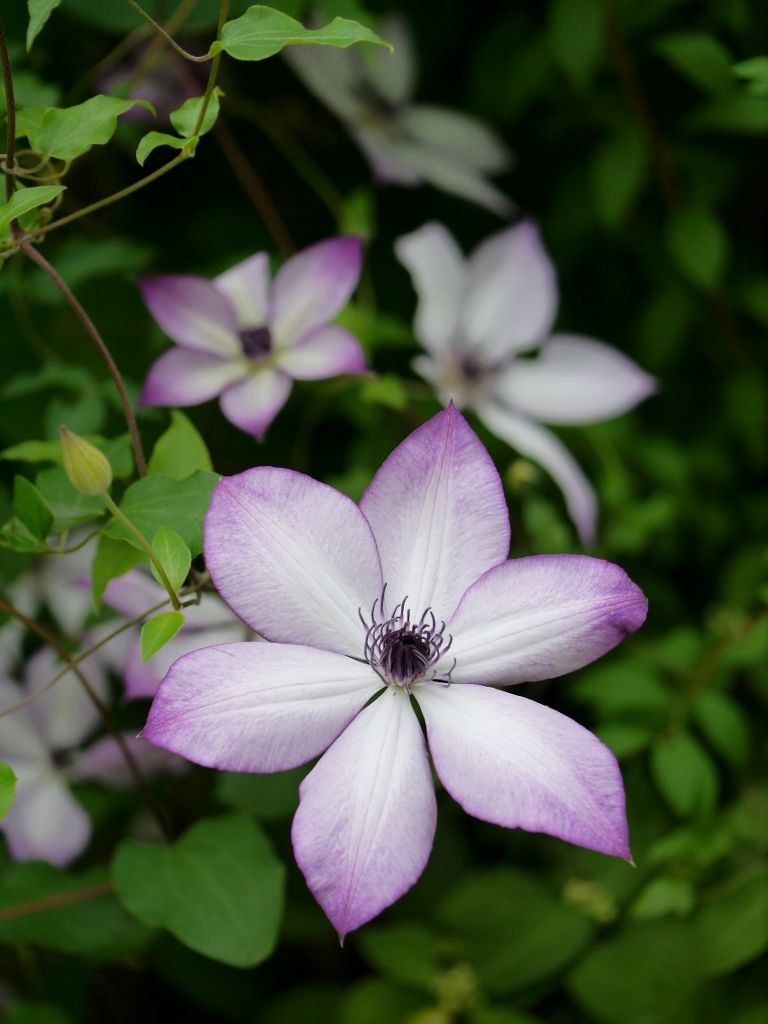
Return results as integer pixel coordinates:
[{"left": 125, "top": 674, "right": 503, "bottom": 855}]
[
  {"left": 396, "top": 222, "right": 656, "bottom": 543},
  {"left": 140, "top": 237, "right": 367, "bottom": 439},
  {"left": 144, "top": 407, "right": 646, "bottom": 937}
]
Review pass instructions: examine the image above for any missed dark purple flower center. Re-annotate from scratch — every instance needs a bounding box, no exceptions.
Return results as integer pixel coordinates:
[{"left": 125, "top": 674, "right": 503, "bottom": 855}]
[
  {"left": 239, "top": 325, "right": 272, "bottom": 361},
  {"left": 379, "top": 629, "right": 432, "bottom": 684},
  {"left": 460, "top": 355, "right": 484, "bottom": 382}
]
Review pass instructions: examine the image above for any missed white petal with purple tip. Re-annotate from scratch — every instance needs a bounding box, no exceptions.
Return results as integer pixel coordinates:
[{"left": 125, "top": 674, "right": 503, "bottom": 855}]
[
  {"left": 395, "top": 223, "right": 466, "bottom": 355},
  {"left": 419, "top": 683, "right": 630, "bottom": 859},
  {"left": 218, "top": 370, "right": 292, "bottom": 439},
  {"left": 443, "top": 554, "right": 647, "bottom": 686},
  {"left": 214, "top": 252, "right": 271, "bottom": 329},
  {"left": 292, "top": 688, "right": 436, "bottom": 939},
  {"left": 141, "top": 349, "right": 246, "bottom": 407},
  {"left": 277, "top": 325, "right": 367, "bottom": 380},
  {"left": 360, "top": 406, "right": 510, "bottom": 618},
  {"left": 139, "top": 275, "right": 241, "bottom": 356},
  {"left": 1, "top": 769, "right": 92, "bottom": 867},
  {"left": 205, "top": 469, "right": 383, "bottom": 654},
  {"left": 144, "top": 643, "right": 378, "bottom": 772}
]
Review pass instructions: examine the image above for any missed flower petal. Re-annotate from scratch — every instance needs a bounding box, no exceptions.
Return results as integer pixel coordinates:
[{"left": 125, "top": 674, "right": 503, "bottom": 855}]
[
  {"left": 395, "top": 222, "right": 465, "bottom": 354},
  {"left": 141, "top": 349, "right": 246, "bottom": 407},
  {"left": 477, "top": 404, "right": 598, "bottom": 544},
  {"left": 213, "top": 252, "right": 271, "bottom": 328},
  {"left": 205, "top": 469, "right": 382, "bottom": 654},
  {"left": 271, "top": 237, "right": 363, "bottom": 345},
  {"left": 461, "top": 222, "right": 558, "bottom": 359},
  {"left": 495, "top": 334, "right": 657, "bottom": 425},
  {"left": 25, "top": 647, "right": 104, "bottom": 750},
  {"left": 1, "top": 770, "right": 91, "bottom": 866},
  {"left": 292, "top": 688, "right": 436, "bottom": 939},
  {"left": 277, "top": 325, "right": 367, "bottom": 380},
  {"left": 218, "top": 371, "right": 292, "bottom": 439},
  {"left": 143, "top": 642, "right": 377, "bottom": 772},
  {"left": 443, "top": 554, "right": 647, "bottom": 686},
  {"left": 402, "top": 105, "right": 511, "bottom": 173},
  {"left": 285, "top": 44, "right": 364, "bottom": 122},
  {"left": 359, "top": 405, "right": 510, "bottom": 618},
  {"left": 353, "top": 127, "right": 423, "bottom": 185},
  {"left": 419, "top": 683, "right": 630, "bottom": 858},
  {"left": 139, "top": 275, "right": 241, "bottom": 356}
]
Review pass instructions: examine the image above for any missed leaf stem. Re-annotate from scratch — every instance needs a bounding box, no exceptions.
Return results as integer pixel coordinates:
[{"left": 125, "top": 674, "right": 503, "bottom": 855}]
[
  {"left": 0, "top": 22, "right": 16, "bottom": 203},
  {"left": 102, "top": 493, "right": 181, "bottom": 609},
  {"left": 124, "top": 0, "right": 213, "bottom": 62}
]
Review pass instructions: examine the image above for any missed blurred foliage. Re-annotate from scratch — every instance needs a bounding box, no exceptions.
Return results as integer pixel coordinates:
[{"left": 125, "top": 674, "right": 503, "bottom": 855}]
[{"left": 0, "top": 0, "right": 766, "bottom": 1022}]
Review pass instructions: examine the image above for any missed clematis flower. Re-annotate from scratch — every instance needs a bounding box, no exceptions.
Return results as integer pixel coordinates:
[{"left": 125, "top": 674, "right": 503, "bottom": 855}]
[
  {"left": 286, "top": 16, "right": 512, "bottom": 215},
  {"left": 144, "top": 406, "right": 647, "bottom": 938},
  {"left": 139, "top": 237, "right": 367, "bottom": 439},
  {"left": 395, "top": 221, "right": 656, "bottom": 543}
]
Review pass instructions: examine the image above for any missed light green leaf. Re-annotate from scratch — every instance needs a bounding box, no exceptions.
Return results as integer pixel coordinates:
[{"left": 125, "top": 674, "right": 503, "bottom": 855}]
[
  {"left": 91, "top": 534, "right": 147, "bottom": 610},
  {"left": 104, "top": 470, "right": 219, "bottom": 557},
  {"left": 170, "top": 87, "right": 224, "bottom": 138},
  {"left": 692, "top": 689, "right": 751, "bottom": 765},
  {"left": 140, "top": 610, "right": 185, "bottom": 661},
  {"left": 594, "top": 721, "right": 656, "bottom": 759},
  {"left": 0, "top": 185, "right": 65, "bottom": 237},
  {"left": 147, "top": 410, "right": 213, "bottom": 479},
  {"left": 19, "top": 96, "right": 152, "bottom": 160},
  {"left": 12, "top": 475, "right": 53, "bottom": 540},
  {"left": 112, "top": 814, "right": 285, "bottom": 966},
  {"left": 650, "top": 732, "right": 719, "bottom": 818},
  {"left": 630, "top": 877, "right": 696, "bottom": 919},
  {"left": 136, "top": 131, "right": 189, "bottom": 167},
  {"left": 0, "top": 762, "right": 17, "bottom": 818},
  {"left": 733, "top": 56, "right": 768, "bottom": 97},
  {"left": 212, "top": 5, "right": 391, "bottom": 61},
  {"left": 27, "top": 0, "right": 62, "bottom": 49},
  {"left": 655, "top": 32, "right": 735, "bottom": 96},
  {"left": 667, "top": 206, "right": 728, "bottom": 290},
  {"left": 150, "top": 526, "right": 191, "bottom": 595}
]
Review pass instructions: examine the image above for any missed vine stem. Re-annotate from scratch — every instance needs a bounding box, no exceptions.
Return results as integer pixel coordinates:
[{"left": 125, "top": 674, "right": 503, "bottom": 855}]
[
  {"left": 0, "top": 596, "right": 171, "bottom": 841},
  {"left": 15, "top": 237, "right": 148, "bottom": 476},
  {"left": 102, "top": 493, "right": 181, "bottom": 609},
  {"left": 124, "top": 0, "right": 213, "bottom": 62},
  {"left": 0, "top": 22, "right": 15, "bottom": 202},
  {"left": 0, "top": 881, "right": 115, "bottom": 922}
]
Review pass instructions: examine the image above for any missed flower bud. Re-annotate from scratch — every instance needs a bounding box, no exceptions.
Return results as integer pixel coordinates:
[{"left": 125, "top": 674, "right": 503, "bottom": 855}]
[{"left": 60, "top": 426, "right": 112, "bottom": 496}]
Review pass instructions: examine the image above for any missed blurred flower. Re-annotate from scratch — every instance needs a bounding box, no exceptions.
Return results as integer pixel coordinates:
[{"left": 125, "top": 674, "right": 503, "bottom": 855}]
[
  {"left": 139, "top": 237, "right": 367, "bottom": 439},
  {"left": 144, "top": 405, "right": 647, "bottom": 938},
  {"left": 98, "top": 42, "right": 205, "bottom": 124},
  {"left": 286, "top": 16, "right": 512, "bottom": 215},
  {"left": 395, "top": 221, "right": 657, "bottom": 543},
  {"left": 0, "top": 647, "right": 178, "bottom": 866}
]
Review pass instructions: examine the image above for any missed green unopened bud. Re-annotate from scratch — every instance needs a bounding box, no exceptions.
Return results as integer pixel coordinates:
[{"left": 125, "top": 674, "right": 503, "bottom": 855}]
[{"left": 60, "top": 426, "right": 112, "bottom": 496}]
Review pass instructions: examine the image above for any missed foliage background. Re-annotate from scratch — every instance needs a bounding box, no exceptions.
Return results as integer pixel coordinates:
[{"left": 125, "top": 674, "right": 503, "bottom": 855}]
[{"left": 0, "top": 1, "right": 766, "bottom": 1022}]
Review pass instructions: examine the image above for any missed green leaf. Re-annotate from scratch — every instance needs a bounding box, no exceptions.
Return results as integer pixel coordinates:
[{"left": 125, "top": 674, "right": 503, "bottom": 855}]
[
  {"left": 0, "top": 185, "right": 65, "bottom": 237},
  {"left": 630, "top": 877, "right": 696, "bottom": 919},
  {"left": 6, "top": 1002, "right": 72, "bottom": 1024},
  {"left": 215, "top": 767, "right": 303, "bottom": 820},
  {"left": 27, "top": 0, "right": 62, "bottom": 49},
  {"left": 590, "top": 130, "right": 648, "bottom": 228},
  {"left": 112, "top": 814, "right": 285, "bottom": 967},
  {"left": 35, "top": 466, "right": 104, "bottom": 530},
  {"left": 356, "top": 922, "right": 440, "bottom": 991},
  {"left": 12, "top": 476, "right": 53, "bottom": 540},
  {"left": 692, "top": 690, "right": 751, "bottom": 765},
  {"left": 339, "top": 979, "right": 427, "bottom": 1024},
  {"left": 650, "top": 732, "right": 719, "bottom": 817},
  {"left": 548, "top": 0, "right": 603, "bottom": 88},
  {"left": 667, "top": 206, "right": 728, "bottom": 290},
  {"left": 733, "top": 56, "right": 768, "bottom": 97},
  {"left": 91, "top": 534, "right": 146, "bottom": 609},
  {"left": 104, "top": 470, "right": 219, "bottom": 557},
  {"left": 140, "top": 610, "right": 185, "bottom": 661},
  {"left": 212, "top": 5, "right": 391, "bottom": 61},
  {"left": 170, "top": 87, "right": 224, "bottom": 138},
  {"left": 594, "top": 721, "right": 656, "bottom": 759},
  {"left": 0, "top": 863, "right": 152, "bottom": 958},
  {"left": 0, "top": 761, "right": 17, "bottom": 818},
  {"left": 150, "top": 526, "right": 191, "bottom": 594},
  {"left": 696, "top": 873, "right": 768, "bottom": 977},
  {"left": 135, "top": 131, "right": 189, "bottom": 167},
  {"left": 147, "top": 410, "right": 213, "bottom": 479},
  {"left": 18, "top": 96, "right": 152, "bottom": 161},
  {"left": 655, "top": 32, "right": 735, "bottom": 96}
]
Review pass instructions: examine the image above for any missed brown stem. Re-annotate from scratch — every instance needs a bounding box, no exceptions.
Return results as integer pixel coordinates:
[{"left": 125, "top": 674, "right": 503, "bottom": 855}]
[
  {"left": 0, "top": 881, "right": 114, "bottom": 922},
  {"left": 0, "top": 596, "right": 170, "bottom": 840},
  {"left": 0, "top": 21, "right": 17, "bottom": 202},
  {"left": 14, "top": 238, "right": 147, "bottom": 476}
]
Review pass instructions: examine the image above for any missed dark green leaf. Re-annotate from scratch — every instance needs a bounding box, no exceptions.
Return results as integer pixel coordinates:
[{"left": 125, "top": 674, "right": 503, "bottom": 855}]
[
  {"left": 696, "top": 873, "right": 768, "bottom": 976},
  {"left": 692, "top": 690, "right": 751, "bottom": 765},
  {"left": 590, "top": 130, "right": 648, "bottom": 228},
  {"left": 667, "top": 206, "right": 728, "bottom": 290},
  {"left": 548, "top": 0, "right": 603, "bottom": 88},
  {"left": 650, "top": 732, "right": 719, "bottom": 817},
  {"left": 35, "top": 466, "right": 104, "bottom": 531},
  {"left": 215, "top": 767, "right": 303, "bottom": 820},
  {"left": 356, "top": 922, "right": 440, "bottom": 991},
  {"left": 12, "top": 476, "right": 53, "bottom": 540},
  {"left": 0, "top": 185, "right": 65, "bottom": 237},
  {"left": 91, "top": 534, "right": 147, "bottom": 609},
  {"left": 655, "top": 32, "right": 735, "bottom": 95}
]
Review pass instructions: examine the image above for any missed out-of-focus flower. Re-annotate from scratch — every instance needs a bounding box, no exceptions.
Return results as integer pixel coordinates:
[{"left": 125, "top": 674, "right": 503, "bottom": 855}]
[
  {"left": 0, "top": 647, "right": 178, "bottom": 866},
  {"left": 144, "top": 406, "right": 647, "bottom": 938},
  {"left": 98, "top": 43, "right": 205, "bottom": 124},
  {"left": 286, "top": 16, "right": 512, "bottom": 215},
  {"left": 139, "top": 237, "right": 367, "bottom": 439},
  {"left": 395, "top": 221, "right": 656, "bottom": 543}
]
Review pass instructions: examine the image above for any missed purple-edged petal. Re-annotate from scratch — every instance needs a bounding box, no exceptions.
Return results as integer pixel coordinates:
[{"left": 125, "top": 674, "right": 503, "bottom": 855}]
[
  {"left": 443, "top": 554, "right": 647, "bottom": 686},
  {"left": 495, "top": 334, "right": 657, "bottom": 425},
  {"left": 141, "top": 349, "right": 246, "bottom": 407},
  {"left": 402, "top": 105, "right": 511, "bottom": 173},
  {"left": 25, "top": 648, "right": 104, "bottom": 750},
  {"left": 139, "top": 275, "right": 241, "bottom": 356},
  {"left": 1, "top": 770, "right": 91, "bottom": 866},
  {"left": 71, "top": 733, "right": 187, "bottom": 787},
  {"left": 205, "top": 469, "right": 382, "bottom": 654},
  {"left": 419, "top": 683, "right": 630, "bottom": 858},
  {"left": 395, "top": 223, "right": 465, "bottom": 355},
  {"left": 144, "top": 643, "right": 377, "bottom": 771},
  {"left": 292, "top": 688, "right": 436, "bottom": 939},
  {"left": 359, "top": 405, "right": 510, "bottom": 618},
  {"left": 477, "top": 404, "right": 598, "bottom": 544},
  {"left": 270, "top": 237, "right": 363, "bottom": 345},
  {"left": 218, "top": 370, "right": 292, "bottom": 439},
  {"left": 103, "top": 571, "right": 166, "bottom": 618},
  {"left": 461, "top": 222, "right": 558, "bottom": 359},
  {"left": 277, "top": 325, "right": 367, "bottom": 380},
  {"left": 214, "top": 252, "right": 271, "bottom": 329}
]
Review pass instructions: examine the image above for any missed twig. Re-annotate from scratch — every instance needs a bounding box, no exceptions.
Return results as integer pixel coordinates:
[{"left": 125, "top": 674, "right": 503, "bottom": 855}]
[
  {"left": 124, "top": 0, "right": 213, "bottom": 62},
  {"left": 0, "top": 22, "right": 16, "bottom": 202},
  {"left": 0, "top": 881, "right": 114, "bottom": 922}
]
